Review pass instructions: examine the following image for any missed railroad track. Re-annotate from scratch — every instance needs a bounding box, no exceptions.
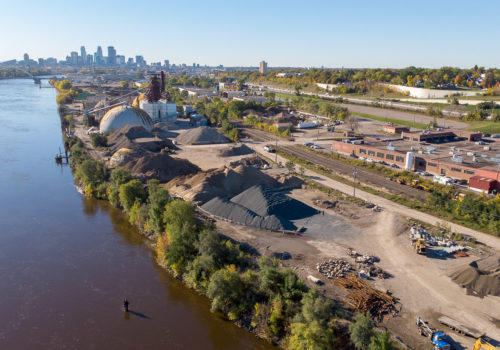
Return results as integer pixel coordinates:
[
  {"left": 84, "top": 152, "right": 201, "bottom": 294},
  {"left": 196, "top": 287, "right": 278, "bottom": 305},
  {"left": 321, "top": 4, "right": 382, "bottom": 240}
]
[{"left": 241, "top": 127, "right": 427, "bottom": 202}]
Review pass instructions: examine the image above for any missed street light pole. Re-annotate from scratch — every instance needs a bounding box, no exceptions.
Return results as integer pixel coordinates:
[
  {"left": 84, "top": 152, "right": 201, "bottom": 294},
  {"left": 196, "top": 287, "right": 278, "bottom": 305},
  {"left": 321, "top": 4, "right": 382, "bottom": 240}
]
[
  {"left": 275, "top": 132, "right": 278, "bottom": 164},
  {"left": 353, "top": 167, "right": 358, "bottom": 198}
]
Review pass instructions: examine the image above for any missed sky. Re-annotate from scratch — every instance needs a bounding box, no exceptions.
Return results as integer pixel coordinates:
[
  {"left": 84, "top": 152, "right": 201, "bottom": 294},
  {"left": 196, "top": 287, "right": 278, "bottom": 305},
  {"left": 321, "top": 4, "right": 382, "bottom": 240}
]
[{"left": 1, "top": 0, "right": 499, "bottom": 69}]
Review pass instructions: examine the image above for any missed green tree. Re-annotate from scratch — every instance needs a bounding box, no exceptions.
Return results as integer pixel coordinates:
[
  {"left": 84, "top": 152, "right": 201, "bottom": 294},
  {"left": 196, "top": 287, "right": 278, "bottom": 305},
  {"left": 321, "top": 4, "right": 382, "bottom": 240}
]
[
  {"left": 90, "top": 133, "right": 107, "bottom": 148},
  {"left": 119, "top": 180, "right": 146, "bottom": 211},
  {"left": 146, "top": 179, "right": 170, "bottom": 234},
  {"left": 349, "top": 312, "right": 374, "bottom": 350},
  {"left": 285, "top": 160, "right": 296, "bottom": 174},
  {"left": 75, "top": 158, "right": 109, "bottom": 188},
  {"left": 368, "top": 331, "right": 394, "bottom": 350},
  {"left": 207, "top": 266, "right": 250, "bottom": 320}
]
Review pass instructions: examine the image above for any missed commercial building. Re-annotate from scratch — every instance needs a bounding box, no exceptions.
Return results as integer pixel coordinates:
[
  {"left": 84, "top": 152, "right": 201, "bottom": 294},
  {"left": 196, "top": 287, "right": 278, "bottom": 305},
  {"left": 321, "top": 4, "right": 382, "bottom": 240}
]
[
  {"left": 259, "top": 60, "right": 267, "bottom": 74},
  {"left": 80, "top": 46, "right": 86, "bottom": 64},
  {"left": 331, "top": 130, "right": 500, "bottom": 188},
  {"left": 383, "top": 124, "right": 410, "bottom": 134},
  {"left": 107, "top": 46, "right": 116, "bottom": 65}
]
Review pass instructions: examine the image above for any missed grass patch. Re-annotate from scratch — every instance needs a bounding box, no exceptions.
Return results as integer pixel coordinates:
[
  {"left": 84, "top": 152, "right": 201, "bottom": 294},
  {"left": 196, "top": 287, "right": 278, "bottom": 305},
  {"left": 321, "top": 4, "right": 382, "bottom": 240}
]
[
  {"left": 466, "top": 121, "right": 500, "bottom": 134},
  {"left": 74, "top": 92, "right": 96, "bottom": 101},
  {"left": 354, "top": 112, "right": 428, "bottom": 129}
]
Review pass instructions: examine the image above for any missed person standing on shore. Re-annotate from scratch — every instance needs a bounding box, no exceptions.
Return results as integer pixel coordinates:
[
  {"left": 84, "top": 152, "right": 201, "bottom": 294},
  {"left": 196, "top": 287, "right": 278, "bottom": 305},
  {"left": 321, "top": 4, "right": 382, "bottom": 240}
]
[{"left": 123, "top": 299, "right": 129, "bottom": 312}]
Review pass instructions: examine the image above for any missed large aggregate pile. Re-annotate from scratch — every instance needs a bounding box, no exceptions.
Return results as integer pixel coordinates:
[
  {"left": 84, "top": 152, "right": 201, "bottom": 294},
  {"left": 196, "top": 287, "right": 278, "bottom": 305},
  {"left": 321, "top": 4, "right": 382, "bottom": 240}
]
[
  {"left": 450, "top": 255, "right": 500, "bottom": 297},
  {"left": 201, "top": 184, "right": 318, "bottom": 232},
  {"left": 230, "top": 185, "right": 317, "bottom": 220},
  {"left": 219, "top": 144, "right": 254, "bottom": 157},
  {"left": 166, "top": 160, "right": 278, "bottom": 204},
  {"left": 176, "top": 126, "right": 229, "bottom": 145},
  {"left": 201, "top": 197, "right": 296, "bottom": 231},
  {"left": 107, "top": 125, "right": 173, "bottom": 153},
  {"left": 122, "top": 150, "right": 200, "bottom": 183}
]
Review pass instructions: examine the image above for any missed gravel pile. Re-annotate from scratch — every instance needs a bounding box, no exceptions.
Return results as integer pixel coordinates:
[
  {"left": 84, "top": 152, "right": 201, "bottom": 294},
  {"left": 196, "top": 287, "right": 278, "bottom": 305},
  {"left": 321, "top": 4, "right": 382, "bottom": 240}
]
[
  {"left": 450, "top": 256, "right": 500, "bottom": 297},
  {"left": 201, "top": 197, "right": 296, "bottom": 231},
  {"left": 317, "top": 259, "right": 353, "bottom": 278},
  {"left": 176, "top": 126, "right": 229, "bottom": 145},
  {"left": 122, "top": 150, "right": 200, "bottom": 183},
  {"left": 230, "top": 185, "right": 317, "bottom": 220},
  {"left": 107, "top": 125, "right": 173, "bottom": 153},
  {"left": 200, "top": 184, "right": 317, "bottom": 231},
  {"left": 219, "top": 144, "right": 254, "bottom": 157}
]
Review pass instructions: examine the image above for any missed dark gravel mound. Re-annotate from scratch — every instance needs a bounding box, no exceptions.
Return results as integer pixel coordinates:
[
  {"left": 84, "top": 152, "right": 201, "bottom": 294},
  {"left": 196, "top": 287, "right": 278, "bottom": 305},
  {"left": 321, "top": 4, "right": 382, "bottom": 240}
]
[
  {"left": 219, "top": 144, "right": 255, "bottom": 157},
  {"left": 231, "top": 185, "right": 318, "bottom": 220},
  {"left": 201, "top": 197, "right": 296, "bottom": 231}
]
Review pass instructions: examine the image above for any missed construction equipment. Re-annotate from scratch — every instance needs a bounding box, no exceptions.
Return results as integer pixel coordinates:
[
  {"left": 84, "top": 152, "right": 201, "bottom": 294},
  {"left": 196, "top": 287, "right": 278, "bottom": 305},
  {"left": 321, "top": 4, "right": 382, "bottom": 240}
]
[
  {"left": 414, "top": 238, "right": 427, "bottom": 255},
  {"left": 416, "top": 317, "right": 452, "bottom": 350},
  {"left": 473, "top": 337, "right": 498, "bottom": 350},
  {"left": 411, "top": 179, "right": 432, "bottom": 192}
]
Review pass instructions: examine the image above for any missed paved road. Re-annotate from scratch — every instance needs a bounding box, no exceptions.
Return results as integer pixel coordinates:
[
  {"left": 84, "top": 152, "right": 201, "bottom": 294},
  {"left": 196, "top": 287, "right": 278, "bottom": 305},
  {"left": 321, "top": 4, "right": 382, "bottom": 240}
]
[
  {"left": 248, "top": 83, "right": 469, "bottom": 127},
  {"left": 242, "top": 129, "right": 500, "bottom": 252}
]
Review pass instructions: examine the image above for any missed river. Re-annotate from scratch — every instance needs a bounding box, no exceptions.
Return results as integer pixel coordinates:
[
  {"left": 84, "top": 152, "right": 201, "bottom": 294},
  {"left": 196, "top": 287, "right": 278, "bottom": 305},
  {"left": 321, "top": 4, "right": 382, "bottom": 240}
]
[{"left": 0, "top": 79, "right": 273, "bottom": 349}]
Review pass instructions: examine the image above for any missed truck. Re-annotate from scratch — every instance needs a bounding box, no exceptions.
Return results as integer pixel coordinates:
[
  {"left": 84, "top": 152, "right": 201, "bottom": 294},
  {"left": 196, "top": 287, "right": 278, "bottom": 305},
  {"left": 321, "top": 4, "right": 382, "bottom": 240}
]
[
  {"left": 413, "top": 238, "right": 427, "bottom": 255},
  {"left": 473, "top": 337, "right": 498, "bottom": 350},
  {"left": 416, "top": 317, "right": 452, "bottom": 350}
]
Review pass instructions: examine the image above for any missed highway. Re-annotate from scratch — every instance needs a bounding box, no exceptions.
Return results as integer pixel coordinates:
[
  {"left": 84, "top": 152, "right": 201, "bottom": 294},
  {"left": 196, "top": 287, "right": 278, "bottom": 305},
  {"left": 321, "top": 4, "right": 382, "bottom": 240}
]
[{"left": 247, "top": 83, "right": 469, "bottom": 126}]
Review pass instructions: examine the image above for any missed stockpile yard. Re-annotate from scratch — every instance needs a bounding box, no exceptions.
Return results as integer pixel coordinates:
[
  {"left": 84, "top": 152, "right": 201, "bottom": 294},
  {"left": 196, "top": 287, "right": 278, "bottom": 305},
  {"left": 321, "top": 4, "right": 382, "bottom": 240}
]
[
  {"left": 107, "top": 125, "right": 173, "bottom": 153},
  {"left": 176, "top": 126, "right": 229, "bottom": 145},
  {"left": 450, "top": 255, "right": 500, "bottom": 297},
  {"left": 201, "top": 184, "right": 318, "bottom": 232},
  {"left": 166, "top": 157, "right": 279, "bottom": 203},
  {"left": 105, "top": 125, "right": 200, "bottom": 182}
]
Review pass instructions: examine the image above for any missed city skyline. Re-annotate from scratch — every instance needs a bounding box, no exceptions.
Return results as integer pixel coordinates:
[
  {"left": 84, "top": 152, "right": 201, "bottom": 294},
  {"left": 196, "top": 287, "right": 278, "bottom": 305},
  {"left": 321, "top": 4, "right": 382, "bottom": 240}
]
[{"left": 1, "top": 0, "right": 500, "bottom": 68}]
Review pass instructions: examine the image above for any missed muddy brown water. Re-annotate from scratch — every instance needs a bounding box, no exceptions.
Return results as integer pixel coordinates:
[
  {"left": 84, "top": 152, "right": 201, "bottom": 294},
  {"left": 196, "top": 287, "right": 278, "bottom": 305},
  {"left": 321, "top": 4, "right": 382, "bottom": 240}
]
[{"left": 0, "top": 79, "right": 274, "bottom": 349}]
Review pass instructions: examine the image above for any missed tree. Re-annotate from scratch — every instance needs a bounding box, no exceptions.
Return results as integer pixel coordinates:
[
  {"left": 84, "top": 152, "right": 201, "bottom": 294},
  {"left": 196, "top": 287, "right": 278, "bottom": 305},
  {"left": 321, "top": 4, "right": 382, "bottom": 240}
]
[
  {"left": 287, "top": 289, "right": 335, "bottom": 349},
  {"left": 147, "top": 180, "right": 170, "bottom": 234},
  {"left": 120, "top": 81, "right": 129, "bottom": 88},
  {"left": 368, "top": 331, "right": 394, "bottom": 350},
  {"left": 119, "top": 180, "right": 146, "bottom": 211},
  {"left": 346, "top": 113, "right": 359, "bottom": 133},
  {"left": 207, "top": 266, "right": 249, "bottom": 320},
  {"left": 349, "top": 312, "right": 374, "bottom": 350},
  {"left": 285, "top": 160, "right": 296, "bottom": 174},
  {"left": 295, "top": 84, "right": 302, "bottom": 96},
  {"left": 163, "top": 199, "right": 196, "bottom": 231},
  {"left": 90, "top": 133, "right": 107, "bottom": 148},
  {"left": 75, "top": 158, "right": 109, "bottom": 188}
]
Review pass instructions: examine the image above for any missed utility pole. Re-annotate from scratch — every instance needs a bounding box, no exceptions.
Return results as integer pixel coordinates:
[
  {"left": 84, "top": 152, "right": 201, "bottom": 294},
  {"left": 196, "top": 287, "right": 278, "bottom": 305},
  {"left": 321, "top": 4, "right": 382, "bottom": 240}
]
[
  {"left": 275, "top": 132, "right": 278, "bottom": 164},
  {"left": 353, "top": 167, "right": 358, "bottom": 198}
]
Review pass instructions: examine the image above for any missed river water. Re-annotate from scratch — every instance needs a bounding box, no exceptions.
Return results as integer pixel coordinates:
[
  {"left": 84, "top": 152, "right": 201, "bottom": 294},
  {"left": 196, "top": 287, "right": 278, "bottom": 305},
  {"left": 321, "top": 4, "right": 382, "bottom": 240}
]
[{"left": 0, "top": 79, "right": 273, "bottom": 349}]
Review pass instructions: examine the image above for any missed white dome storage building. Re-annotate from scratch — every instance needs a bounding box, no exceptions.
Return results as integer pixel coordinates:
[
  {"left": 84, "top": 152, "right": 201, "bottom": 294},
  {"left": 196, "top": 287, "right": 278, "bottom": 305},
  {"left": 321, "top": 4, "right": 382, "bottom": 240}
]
[{"left": 99, "top": 105, "right": 154, "bottom": 133}]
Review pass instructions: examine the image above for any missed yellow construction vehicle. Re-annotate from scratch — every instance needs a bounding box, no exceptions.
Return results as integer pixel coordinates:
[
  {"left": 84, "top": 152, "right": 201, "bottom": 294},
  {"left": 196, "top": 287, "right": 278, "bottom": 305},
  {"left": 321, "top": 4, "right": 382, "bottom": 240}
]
[
  {"left": 473, "top": 338, "right": 498, "bottom": 350},
  {"left": 411, "top": 180, "right": 432, "bottom": 192},
  {"left": 414, "top": 238, "right": 427, "bottom": 255}
]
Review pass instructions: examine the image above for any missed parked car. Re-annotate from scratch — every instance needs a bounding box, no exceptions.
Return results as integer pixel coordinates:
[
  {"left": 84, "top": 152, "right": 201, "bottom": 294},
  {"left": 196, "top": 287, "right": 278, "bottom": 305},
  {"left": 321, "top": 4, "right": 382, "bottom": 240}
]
[
  {"left": 264, "top": 145, "right": 275, "bottom": 153},
  {"left": 304, "top": 142, "right": 313, "bottom": 147},
  {"left": 390, "top": 163, "right": 400, "bottom": 168},
  {"left": 312, "top": 144, "right": 323, "bottom": 149},
  {"left": 491, "top": 134, "right": 500, "bottom": 138}
]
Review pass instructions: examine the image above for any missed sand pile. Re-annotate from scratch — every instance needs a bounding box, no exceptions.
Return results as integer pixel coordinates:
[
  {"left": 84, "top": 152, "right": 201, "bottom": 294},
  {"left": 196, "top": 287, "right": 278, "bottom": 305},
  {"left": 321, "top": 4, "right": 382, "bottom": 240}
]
[
  {"left": 107, "top": 125, "right": 174, "bottom": 153},
  {"left": 201, "top": 185, "right": 318, "bottom": 231},
  {"left": 166, "top": 161, "right": 278, "bottom": 204},
  {"left": 219, "top": 144, "right": 254, "bottom": 157},
  {"left": 176, "top": 126, "right": 229, "bottom": 145},
  {"left": 450, "top": 255, "right": 500, "bottom": 297},
  {"left": 121, "top": 150, "right": 200, "bottom": 183}
]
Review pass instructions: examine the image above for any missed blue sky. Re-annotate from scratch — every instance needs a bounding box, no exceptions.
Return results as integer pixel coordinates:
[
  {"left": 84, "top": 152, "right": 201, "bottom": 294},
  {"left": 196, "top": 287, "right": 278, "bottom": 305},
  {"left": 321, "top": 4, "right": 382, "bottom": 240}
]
[{"left": 1, "top": 0, "right": 499, "bottom": 68}]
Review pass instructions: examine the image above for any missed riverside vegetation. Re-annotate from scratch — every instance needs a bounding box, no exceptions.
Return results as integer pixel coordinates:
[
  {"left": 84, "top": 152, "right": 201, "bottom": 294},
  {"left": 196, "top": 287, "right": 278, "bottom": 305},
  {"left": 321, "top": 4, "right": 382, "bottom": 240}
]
[{"left": 66, "top": 133, "right": 397, "bottom": 349}]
